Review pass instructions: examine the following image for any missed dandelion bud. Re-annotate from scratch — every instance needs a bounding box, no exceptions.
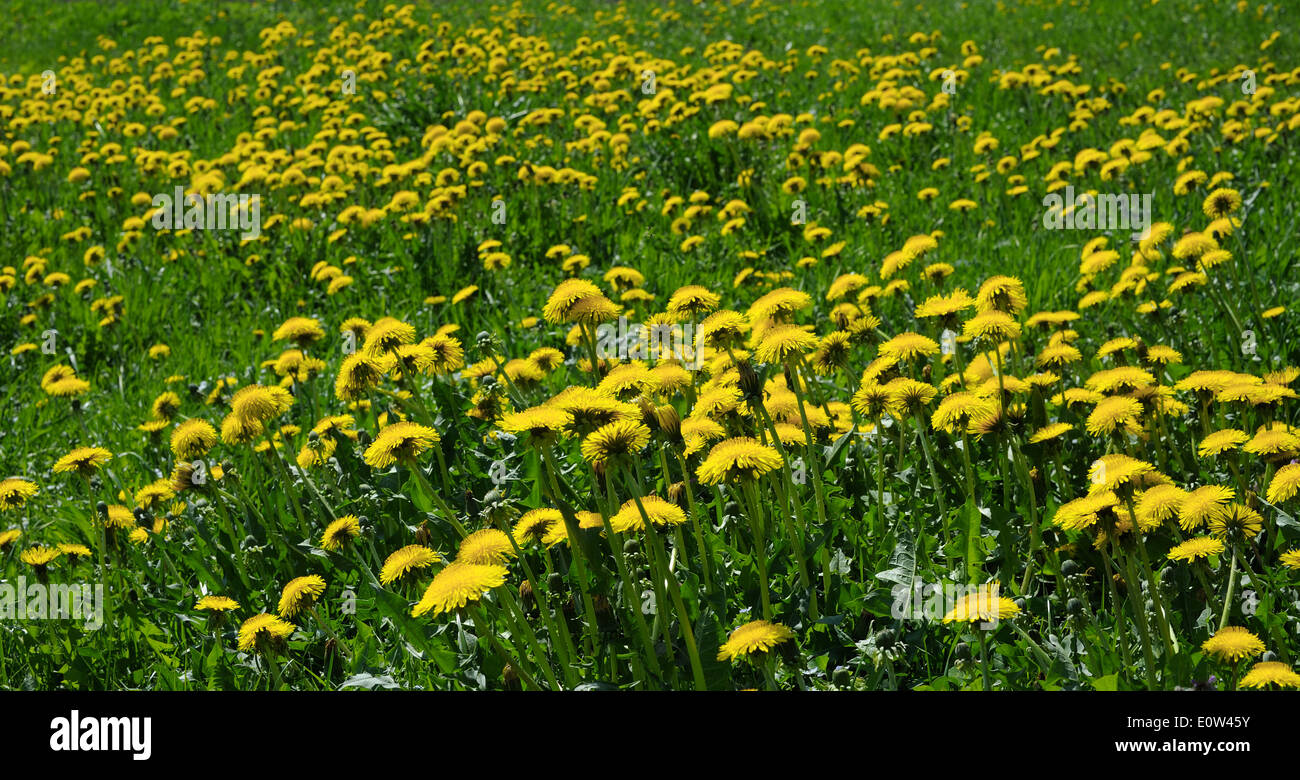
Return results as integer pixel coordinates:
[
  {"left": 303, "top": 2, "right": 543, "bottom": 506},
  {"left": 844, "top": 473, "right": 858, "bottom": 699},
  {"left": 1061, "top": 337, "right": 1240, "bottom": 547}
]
[
  {"left": 636, "top": 395, "right": 657, "bottom": 427},
  {"left": 666, "top": 480, "right": 686, "bottom": 506},
  {"left": 832, "top": 666, "right": 852, "bottom": 686},
  {"left": 502, "top": 663, "right": 521, "bottom": 691},
  {"left": 876, "top": 628, "right": 896, "bottom": 650},
  {"left": 546, "top": 572, "right": 563, "bottom": 592},
  {"left": 476, "top": 331, "right": 494, "bottom": 352},
  {"left": 414, "top": 520, "right": 432, "bottom": 546},
  {"left": 1061, "top": 558, "right": 1080, "bottom": 577},
  {"left": 954, "top": 642, "right": 972, "bottom": 661},
  {"left": 1066, "top": 597, "right": 1083, "bottom": 616},
  {"left": 96, "top": 501, "right": 108, "bottom": 520},
  {"left": 654, "top": 404, "right": 681, "bottom": 441},
  {"left": 623, "top": 539, "right": 639, "bottom": 555},
  {"left": 519, "top": 579, "right": 534, "bottom": 607},
  {"left": 737, "top": 360, "right": 762, "bottom": 401}
]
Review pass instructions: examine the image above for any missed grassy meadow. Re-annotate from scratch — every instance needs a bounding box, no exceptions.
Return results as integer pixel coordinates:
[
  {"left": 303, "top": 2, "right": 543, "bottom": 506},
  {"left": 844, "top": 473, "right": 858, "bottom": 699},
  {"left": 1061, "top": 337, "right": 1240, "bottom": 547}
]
[{"left": 1, "top": 0, "right": 1299, "bottom": 691}]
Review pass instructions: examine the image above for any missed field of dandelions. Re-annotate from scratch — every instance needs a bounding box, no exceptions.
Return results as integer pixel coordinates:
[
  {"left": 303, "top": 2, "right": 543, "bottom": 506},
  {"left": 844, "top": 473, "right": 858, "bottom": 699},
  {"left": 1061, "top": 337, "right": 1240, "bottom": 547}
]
[{"left": 1, "top": 0, "right": 1299, "bottom": 691}]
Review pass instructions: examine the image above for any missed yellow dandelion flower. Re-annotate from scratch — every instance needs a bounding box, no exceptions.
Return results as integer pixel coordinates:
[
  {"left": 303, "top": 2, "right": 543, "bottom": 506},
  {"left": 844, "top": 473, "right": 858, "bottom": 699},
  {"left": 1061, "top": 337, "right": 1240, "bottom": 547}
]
[
  {"left": 364, "top": 422, "right": 440, "bottom": 468},
  {"left": 1239, "top": 661, "right": 1300, "bottom": 689},
  {"left": 171, "top": 419, "right": 218, "bottom": 460},
  {"left": 1199, "top": 429, "right": 1249, "bottom": 458},
  {"left": 456, "top": 529, "right": 517, "bottom": 565},
  {"left": 610, "top": 495, "right": 688, "bottom": 533},
  {"left": 717, "top": 619, "right": 796, "bottom": 661},
  {"left": 0, "top": 478, "right": 39, "bottom": 511},
  {"left": 1201, "top": 626, "right": 1265, "bottom": 663},
  {"left": 277, "top": 574, "right": 327, "bottom": 618},
  {"left": 380, "top": 545, "right": 443, "bottom": 585},
  {"left": 412, "top": 562, "right": 507, "bottom": 618},
  {"left": 697, "top": 437, "right": 783, "bottom": 485},
  {"left": 580, "top": 419, "right": 651, "bottom": 467},
  {"left": 320, "top": 514, "right": 362, "bottom": 551},
  {"left": 52, "top": 447, "right": 113, "bottom": 477},
  {"left": 1167, "top": 536, "right": 1224, "bottom": 562},
  {"left": 942, "top": 585, "right": 1021, "bottom": 623},
  {"left": 1178, "top": 485, "right": 1235, "bottom": 531},
  {"left": 237, "top": 613, "right": 296, "bottom": 653},
  {"left": 196, "top": 595, "right": 240, "bottom": 612},
  {"left": 514, "top": 508, "right": 562, "bottom": 546}
]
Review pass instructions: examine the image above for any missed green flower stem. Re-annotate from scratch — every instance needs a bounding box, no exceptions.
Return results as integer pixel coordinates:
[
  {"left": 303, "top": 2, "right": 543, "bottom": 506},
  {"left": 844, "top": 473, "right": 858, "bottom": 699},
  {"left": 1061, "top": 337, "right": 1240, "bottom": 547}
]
[
  {"left": 751, "top": 401, "right": 818, "bottom": 618},
  {"left": 81, "top": 475, "right": 112, "bottom": 631},
  {"left": 1124, "top": 501, "right": 1177, "bottom": 660},
  {"left": 958, "top": 432, "right": 982, "bottom": 584},
  {"left": 913, "top": 412, "right": 948, "bottom": 522},
  {"left": 433, "top": 447, "right": 456, "bottom": 507},
  {"left": 495, "top": 585, "right": 562, "bottom": 690},
  {"left": 266, "top": 444, "right": 310, "bottom": 538},
  {"left": 672, "top": 448, "right": 716, "bottom": 596},
  {"left": 594, "top": 472, "right": 664, "bottom": 686},
  {"left": 621, "top": 466, "right": 708, "bottom": 690},
  {"left": 762, "top": 654, "right": 780, "bottom": 691},
  {"left": 579, "top": 323, "right": 605, "bottom": 385},
  {"left": 472, "top": 601, "right": 541, "bottom": 691},
  {"left": 1219, "top": 545, "right": 1239, "bottom": 632},
  {"left": 394, "top": 368, "right": 438, "bottom": 429},
  {"left": 298, "top": 465, "right": 338, "bottom": 523},
  {"left": 307, "top": 604, "right": 351, "bottom": 661},
  {"left": 1010, "top": 437, "right": 1041, "bottom": 595},
  {"left": 407, "top": 461, "right": 469, "bottom": 539},
  {"left": 1100, "top": 547, "right": 1135, "bottom": 672},
  {"left": 493, "top": 515, "right": 578, "bottom": 687},
  {"left": 790, "top": 359, "right": 833, "bottom": 606},
  {"left": 488, "top": 353, "right": 528, "bottom": 409},
  {"left": 740, "top": 480, "right": 774, "bottom": 620},
  {"left": 1116, "top": 542, "right": 1161, "bottom": 689},
  {"left": 875, "top": 415, "right": 887, "bottom": 543},
  {"left": 975, "top": 627, "right": 992, "bottom": 692},
  {"left": 263, "top": 652, "right": 285, "bottom": 691},
  {"left": 539, "top": 448, "right": 604, "bottom": 658}
]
